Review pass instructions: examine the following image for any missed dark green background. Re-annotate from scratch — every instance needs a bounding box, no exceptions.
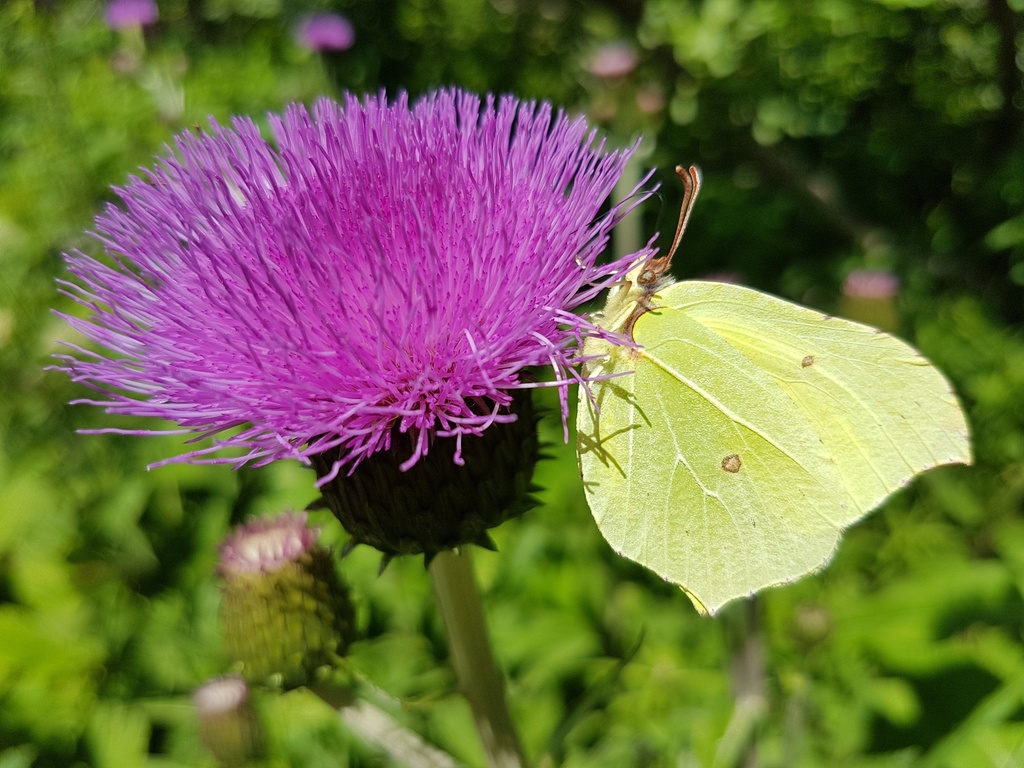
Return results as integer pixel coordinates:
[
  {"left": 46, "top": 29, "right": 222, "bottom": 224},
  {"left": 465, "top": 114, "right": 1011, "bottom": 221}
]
[{"left": 1, "top": 0, "right": 1023, "bottom": 765}]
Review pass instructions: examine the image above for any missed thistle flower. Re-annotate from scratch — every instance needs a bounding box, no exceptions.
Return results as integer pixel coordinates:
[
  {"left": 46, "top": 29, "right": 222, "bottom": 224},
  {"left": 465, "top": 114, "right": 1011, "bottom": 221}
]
[{"left": 56, "top": 89, "right": 653, "bottom": 480}]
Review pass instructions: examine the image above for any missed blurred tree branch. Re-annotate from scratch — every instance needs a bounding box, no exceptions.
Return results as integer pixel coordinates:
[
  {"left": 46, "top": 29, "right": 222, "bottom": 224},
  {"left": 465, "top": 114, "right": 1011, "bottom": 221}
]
[{"left": 986, "top": 0, "right": 1023, "bottom": 158}]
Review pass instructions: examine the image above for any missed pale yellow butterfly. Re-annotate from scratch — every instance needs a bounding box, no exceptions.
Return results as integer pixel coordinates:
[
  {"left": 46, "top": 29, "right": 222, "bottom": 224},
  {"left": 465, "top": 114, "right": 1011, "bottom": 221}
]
[{"left": 577, "top": 166, "right": 971, "bottom": 614}]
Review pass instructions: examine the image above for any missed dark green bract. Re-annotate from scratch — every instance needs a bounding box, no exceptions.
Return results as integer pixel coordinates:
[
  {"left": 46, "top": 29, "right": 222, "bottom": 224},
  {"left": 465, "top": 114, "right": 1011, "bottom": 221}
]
[{"left": 312, "top": 392, "right": 540, "bottom": 563}]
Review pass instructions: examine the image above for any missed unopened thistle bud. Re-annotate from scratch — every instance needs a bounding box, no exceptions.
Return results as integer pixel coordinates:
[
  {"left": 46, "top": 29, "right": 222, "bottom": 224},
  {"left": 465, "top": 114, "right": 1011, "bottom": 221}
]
[
  {"left": 193, "top": 676, "right": 265, "bottom": 766},
  {"left": 311, "top": 391, "right": 540, "bottom": 564},
  {"left": 218, "top": 512, "right": 355, "bottom": 689}
]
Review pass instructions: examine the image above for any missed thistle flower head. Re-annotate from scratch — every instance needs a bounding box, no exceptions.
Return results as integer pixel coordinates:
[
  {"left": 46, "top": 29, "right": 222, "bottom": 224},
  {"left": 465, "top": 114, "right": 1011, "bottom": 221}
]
[{"left": 56, "top": 89, "right": 653, "bottom": 477}]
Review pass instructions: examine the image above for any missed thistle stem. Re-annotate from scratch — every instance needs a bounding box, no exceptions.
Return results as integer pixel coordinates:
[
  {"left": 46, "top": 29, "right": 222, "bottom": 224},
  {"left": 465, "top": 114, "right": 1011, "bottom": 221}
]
[{"left": 430, "top": 549, "right": 527, "bottom": 768}]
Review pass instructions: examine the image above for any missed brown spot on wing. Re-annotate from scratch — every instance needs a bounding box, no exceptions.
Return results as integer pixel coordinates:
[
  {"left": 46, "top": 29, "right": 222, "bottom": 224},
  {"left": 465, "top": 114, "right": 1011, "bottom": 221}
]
[{"left": 721, "top": 454, "right": 742, "bottom": 473}]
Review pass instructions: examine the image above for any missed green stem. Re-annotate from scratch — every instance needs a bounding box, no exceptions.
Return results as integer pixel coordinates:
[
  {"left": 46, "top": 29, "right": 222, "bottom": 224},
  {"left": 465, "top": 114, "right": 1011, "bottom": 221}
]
[
  {"left": 714, "top": 600, "right": 767, "bottom": 768},
  {"left": 430, "top": 549, "right": 527, "bottom": 768}
]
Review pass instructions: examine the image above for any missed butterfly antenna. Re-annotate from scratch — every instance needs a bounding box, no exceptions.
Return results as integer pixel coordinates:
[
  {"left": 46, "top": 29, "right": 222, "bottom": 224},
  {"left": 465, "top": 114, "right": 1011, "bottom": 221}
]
[
  {"left": 668, "top": 165, "right": 702, "bottom": 266},
  {"left": 638, "top": 164, "right": 702, "bottom": 286}
]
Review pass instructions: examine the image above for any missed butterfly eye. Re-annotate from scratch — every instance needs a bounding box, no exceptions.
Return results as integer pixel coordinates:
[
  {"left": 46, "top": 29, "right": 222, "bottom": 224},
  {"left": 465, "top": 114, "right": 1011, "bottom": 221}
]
[{"left": 637, "top": 257, "right": 669, "bottom": 286}]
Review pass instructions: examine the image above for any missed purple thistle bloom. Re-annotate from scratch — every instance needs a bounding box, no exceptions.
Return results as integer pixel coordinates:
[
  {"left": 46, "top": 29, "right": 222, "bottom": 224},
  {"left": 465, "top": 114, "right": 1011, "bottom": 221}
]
[
  {"left": 294, "top": 12, "right": 355, "bottom": 52},
  {"left": 56, "top": 89, "right": 653, "bottom": 477},
  {"left": 105, "top": 0, "right": 159, "bottom": 29}
]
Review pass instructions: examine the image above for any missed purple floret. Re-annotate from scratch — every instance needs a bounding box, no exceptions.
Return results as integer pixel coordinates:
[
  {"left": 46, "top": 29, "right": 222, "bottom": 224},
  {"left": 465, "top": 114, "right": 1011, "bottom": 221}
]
[{"left": 56, "top": 89, "right": 653, "bottom": 476}]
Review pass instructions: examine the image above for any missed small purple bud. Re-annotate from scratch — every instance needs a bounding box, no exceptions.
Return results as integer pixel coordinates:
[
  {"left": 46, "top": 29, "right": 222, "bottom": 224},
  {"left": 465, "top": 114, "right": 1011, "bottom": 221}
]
[{"left": 294, "top": 12, "right": 355, "bottom": 52}]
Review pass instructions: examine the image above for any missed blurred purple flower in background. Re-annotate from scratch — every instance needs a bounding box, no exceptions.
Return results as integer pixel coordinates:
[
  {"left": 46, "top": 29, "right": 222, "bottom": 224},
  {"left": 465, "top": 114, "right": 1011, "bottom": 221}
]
[
  {"left": 585, "top": 42, "right": 638, "bottom": 79},
  {"left": 840, "top": 269, "right": 900, "bottom": 331},
  {"left": 56, "top": 89, "right": 652, "bottom": 476},
  {"left": 104, "top": 0, "right": 158, "bottom": 29},
  {"left": 635, "top": 85, "right": 664, "bottom": 115},
  {"left": 842, "top": 269, "right": 900, "bottom": 299},
  {"left": 294, "top": 12, "right": 355, "bottom": 52}
]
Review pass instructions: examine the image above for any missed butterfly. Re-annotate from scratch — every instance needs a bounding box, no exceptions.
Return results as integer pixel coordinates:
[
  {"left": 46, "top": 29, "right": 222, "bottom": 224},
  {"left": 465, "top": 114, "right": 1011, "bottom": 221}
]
[{"left": 577, "top": 166, "right": 971, "bottom": 614}]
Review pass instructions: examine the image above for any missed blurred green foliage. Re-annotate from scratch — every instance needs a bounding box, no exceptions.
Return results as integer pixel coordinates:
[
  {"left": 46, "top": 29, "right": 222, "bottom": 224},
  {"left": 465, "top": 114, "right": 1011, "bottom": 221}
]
[{"left": 1, "top": 0, "right": 1023, "bottom": 766}]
